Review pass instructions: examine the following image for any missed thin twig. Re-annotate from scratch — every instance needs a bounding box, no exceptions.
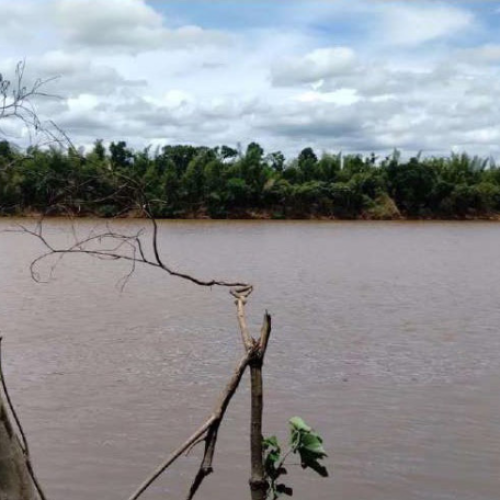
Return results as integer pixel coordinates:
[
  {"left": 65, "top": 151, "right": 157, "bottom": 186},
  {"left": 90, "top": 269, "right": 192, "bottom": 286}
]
[
  {"left": 13, "top": 223, "right": 249, "bottom": 289},
  {"left": 184, "top": 435, "right": 207, "bottom": 457}
]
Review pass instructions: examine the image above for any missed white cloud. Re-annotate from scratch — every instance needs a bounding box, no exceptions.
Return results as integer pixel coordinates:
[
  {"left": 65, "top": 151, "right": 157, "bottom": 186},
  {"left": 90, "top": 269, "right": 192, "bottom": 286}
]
[
  {"left": 1, "top": 0, "right": 499, "bottom": 159},
  {"left": 0, "top": 0, "right": 41, "bottom": 30},
  {"left": 295, "top": 88, "right": 360, "bottom": 106},
  {"left": 24, "top": 51, "right": 147, "bottom": 96},
  {"left": 272, "top": 47, "right": 356, "bottom": 86},
  {"left": 54, "top": 0, "right": 228, "bottom": 52},
  {"left": 380, "top": 3, "right": 473, "bottom": 46},
  {"left": 256, "top": 49, "right": 500, "bottom": 156},
  {"left": 67, "top": 94, "right": 100, "bottom": 113},
  {"left": 459, "top": 44, "right": 500, "bottom": 64},
  {"left": 0, "top": 0, "right": 48, "bottom": 49}
]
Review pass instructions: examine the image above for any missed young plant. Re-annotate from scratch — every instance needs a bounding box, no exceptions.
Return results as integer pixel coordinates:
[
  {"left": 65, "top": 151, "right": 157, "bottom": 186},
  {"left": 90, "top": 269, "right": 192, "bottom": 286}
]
[{"left": 263, "top": 417, "right": 328, "bottom": 499}]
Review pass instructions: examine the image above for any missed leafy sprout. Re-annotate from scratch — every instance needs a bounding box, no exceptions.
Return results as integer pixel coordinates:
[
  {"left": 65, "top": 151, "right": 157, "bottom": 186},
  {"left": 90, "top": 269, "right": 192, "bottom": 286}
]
[{"left": 263, "top": 417, "right": 328, "bottom": 499}]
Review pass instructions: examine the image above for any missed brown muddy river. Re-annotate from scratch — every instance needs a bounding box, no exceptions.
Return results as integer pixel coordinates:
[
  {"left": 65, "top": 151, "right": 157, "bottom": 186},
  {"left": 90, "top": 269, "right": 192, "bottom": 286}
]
[{"left": 1, "top": 219, "right": 499, "bottom": 500}]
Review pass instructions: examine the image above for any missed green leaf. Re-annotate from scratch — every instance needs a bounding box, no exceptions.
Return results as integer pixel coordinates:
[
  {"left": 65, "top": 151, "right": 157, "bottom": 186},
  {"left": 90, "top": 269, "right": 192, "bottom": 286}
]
[
  {"left": 267, "top": 450, "right": 281, "bottom": 466},
  {"left": 263, "top": 435, "right": 284, "bottom": 482},
  {"left": 265, "top": 417, "right": 329, "bottom": 495},
  {"left": 288, "top": 417, "right": 329, "bottom": 479},
  {"left": 289, "top": 417, "right": 311, "bottom": 432},
  {"left": 300, "top": 432, "right": 327, "bottom": 457},
  {"left": 276, "top": 484, "right": 293, "bottom": 496},
  {"left": 263, "top": 436, "right": 280, "bottom": 450},
  {"left": 301, "top": 457, "right": 329, "bottom": 478}
]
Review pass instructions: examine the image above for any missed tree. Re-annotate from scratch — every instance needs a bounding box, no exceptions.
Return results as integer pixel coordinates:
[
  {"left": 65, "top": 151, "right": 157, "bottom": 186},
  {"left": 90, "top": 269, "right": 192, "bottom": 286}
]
[
  {"left": 384, "top": 157, "right": 437, "bottom": 216},
  {"left": 266, "top": 151, "right": 285, "bottom": 173},
  {"left": 109, "top": 141, "right": 133, "bottom": 170},
  {"left": 219, "top": 145, "right": 239, "bottom": 161},
  {"left": 317, "top": 152, "right": 341, "bottom": 182},
  {"left": 297, "top": 147, "right": 318, "bottom": 182}
]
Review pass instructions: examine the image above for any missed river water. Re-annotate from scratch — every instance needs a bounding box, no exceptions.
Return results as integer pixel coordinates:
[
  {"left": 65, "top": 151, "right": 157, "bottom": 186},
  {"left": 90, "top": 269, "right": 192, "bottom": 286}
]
[{"left": 1, "top": 219, "right": 499, "bottom": 500}]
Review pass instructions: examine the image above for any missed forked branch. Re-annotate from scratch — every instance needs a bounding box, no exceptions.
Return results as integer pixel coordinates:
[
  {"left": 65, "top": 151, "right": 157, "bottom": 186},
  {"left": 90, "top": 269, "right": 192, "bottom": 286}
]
[
  {"left": 0, "top": 60, "right": 62, "bottom": 147},
  {"left": 232, "top": 290, "right": 273, "bottom": 500},
  {"left": 10, "top": 218, "right": 249, "bottom": 290},
  {"left": 127, "top": 287, "right": 272, "bottom": 500}
]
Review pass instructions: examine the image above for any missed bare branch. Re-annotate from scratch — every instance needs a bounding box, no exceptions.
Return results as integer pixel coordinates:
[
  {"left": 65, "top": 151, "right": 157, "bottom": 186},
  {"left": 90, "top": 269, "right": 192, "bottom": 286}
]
[
  {"left": 0, "top": 337, "right": 49, "bottom": 500},
  {"left": 10, "top": 211, "right": 277, "bottom": 500},
  {"left": 128, "top": 349, "right": 256, "bottom": 500},
  {"left": 231, "top": 286, "right": 255, "bottom": 349},
  {"left": 127, "top": 417, "right": 215, "bottom": 500},
  {"left": 229, "top": 288, "right": 273, "bottom": 500},
  {"left": 259, "top": 311, "right": 272, "bottom": 360},
  {"left": 0, "top": 337, "right": 29, "bottom": 453},
  {"left": 11, "top": 221, "right": 249, "bottom": 290}
]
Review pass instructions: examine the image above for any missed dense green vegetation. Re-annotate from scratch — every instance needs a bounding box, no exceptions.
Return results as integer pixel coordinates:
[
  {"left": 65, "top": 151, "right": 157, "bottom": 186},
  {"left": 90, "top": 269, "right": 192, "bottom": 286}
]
[{"left": 1, "top": 139, "right": 500, "bottom": 219}]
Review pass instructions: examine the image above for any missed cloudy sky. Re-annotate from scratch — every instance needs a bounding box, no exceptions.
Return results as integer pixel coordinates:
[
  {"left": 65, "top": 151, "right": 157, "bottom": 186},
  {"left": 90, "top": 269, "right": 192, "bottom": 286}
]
[{"left": 1, "top": 0, "right": 500, "bottom": 157}]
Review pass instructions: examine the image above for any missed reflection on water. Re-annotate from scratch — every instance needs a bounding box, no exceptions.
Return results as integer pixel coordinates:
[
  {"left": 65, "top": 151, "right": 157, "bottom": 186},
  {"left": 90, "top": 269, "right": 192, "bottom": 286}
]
[{"left": 1, "top": 219, "right": 500, "bottom": 500}]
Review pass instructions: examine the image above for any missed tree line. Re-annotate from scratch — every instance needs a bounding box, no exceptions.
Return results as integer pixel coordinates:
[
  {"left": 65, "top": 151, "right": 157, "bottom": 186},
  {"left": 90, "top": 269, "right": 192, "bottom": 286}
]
[{"left": 1, "top": 139, "right": 500, "bottom": 219}]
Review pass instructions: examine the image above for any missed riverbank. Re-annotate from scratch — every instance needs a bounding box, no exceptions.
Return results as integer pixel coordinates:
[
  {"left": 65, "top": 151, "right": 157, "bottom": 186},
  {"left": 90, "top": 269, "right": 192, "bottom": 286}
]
[{"left": 3, "top": 208, "right": 500, "bottom": 221}]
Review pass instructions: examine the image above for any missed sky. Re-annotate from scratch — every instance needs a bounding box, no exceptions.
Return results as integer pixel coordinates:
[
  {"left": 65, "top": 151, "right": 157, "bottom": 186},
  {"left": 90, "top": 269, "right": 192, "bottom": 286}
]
[{"left": 1, "top": 0, "right": 500, "bottom": 158}]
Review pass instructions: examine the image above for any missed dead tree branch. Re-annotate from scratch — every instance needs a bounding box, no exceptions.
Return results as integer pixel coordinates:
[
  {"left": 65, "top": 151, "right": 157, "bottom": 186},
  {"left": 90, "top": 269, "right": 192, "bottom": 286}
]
[
  {"left": 127, "top": 286, "right": 272, "bottom": 500},
  {"left": 10, "top": 179, "right": 274, "bottom": 499},
  {"left": 0, "top": 338, "right": 48, "bottom": 500},
  {"left": 232, "top": 292, "right": 272, "bottom": 500},
  {"left": 0, "top": 60, "right": 61, "bottom": 145},
  {"left": 10, "top": 220, "right": 249, "bottom": 290},
  {"left": 231, "top": 285, "right": 255, "bottom": 349},
  {"left": 129, "top": 349, "right": 255, "bottom": 500},
  {"left": 0, "top": 338, "right": 29, "bottom": 455}
]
